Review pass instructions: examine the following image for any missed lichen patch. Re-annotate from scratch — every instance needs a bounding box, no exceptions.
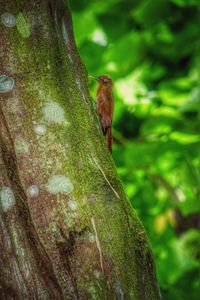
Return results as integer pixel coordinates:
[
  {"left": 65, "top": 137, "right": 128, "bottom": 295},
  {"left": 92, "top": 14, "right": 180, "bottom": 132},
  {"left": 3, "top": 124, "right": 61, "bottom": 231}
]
[
  {"left": 0, "top": 187, "right": 16, "bottom": 213},
  {"left": 26, "top": 185, "right": 39, "bottom": 198},
  {"left": 14, "top": 137, "right": 30, "bottom": 154},
  {"left": 0, "top": 75, "right": 14, "bottom": 93},
  {"left": 94, "top": 270, "right": 102, "bottom": 279},
  {"left": 88, "top": 232, "right": 95, "bottom": 243},
  {"left": 68, "top": 199, "right": 78, "bottom": 211},
  {"left": 114, "top": 281, "right": 124, "bottom": 300},
  {"left": 42, "top": 101, "right": 66, "bottom": 125},
  {"left": 45, "top": 174, "right": 74, "bottom": 195},
  {"left": 1, "top": 13, "right": 16, "bottom": 27},
  {"left": 34, "top": 124, "right": 46, "bottom": 135}
]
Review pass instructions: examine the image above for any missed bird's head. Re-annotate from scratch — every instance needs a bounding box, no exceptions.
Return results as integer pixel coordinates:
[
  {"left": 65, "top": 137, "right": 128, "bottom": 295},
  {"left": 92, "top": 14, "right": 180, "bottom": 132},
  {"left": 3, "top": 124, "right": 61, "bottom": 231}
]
[{"left": 92, "top": 74, "right": 113, "bottom": 88}]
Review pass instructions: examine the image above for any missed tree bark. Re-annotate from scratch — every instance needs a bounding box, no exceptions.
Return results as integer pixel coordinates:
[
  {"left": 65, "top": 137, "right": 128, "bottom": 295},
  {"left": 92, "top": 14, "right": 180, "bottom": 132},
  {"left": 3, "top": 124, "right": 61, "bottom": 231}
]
[{"left": 0, "top": 0, "right": 161, "bottom": 299}]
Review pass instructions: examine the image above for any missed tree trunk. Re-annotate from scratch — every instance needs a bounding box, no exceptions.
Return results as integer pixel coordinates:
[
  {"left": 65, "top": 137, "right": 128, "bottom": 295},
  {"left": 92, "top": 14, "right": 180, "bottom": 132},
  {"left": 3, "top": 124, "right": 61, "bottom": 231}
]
[{"left": 0, "top": 1, "right": 161, "bottom": 299}]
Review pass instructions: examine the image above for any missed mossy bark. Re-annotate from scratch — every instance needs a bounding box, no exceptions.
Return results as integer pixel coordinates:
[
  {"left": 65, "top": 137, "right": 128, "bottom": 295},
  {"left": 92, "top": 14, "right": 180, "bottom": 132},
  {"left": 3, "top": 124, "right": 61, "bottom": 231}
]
[{"left": 0, "top": 0, "right": 161, "bottom": 299}]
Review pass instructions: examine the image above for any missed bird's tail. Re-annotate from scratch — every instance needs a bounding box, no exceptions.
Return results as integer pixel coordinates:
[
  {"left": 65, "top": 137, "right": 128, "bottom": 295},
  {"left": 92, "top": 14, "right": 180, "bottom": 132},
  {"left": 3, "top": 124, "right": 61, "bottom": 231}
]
[{"left": 107, "top": 127, "right": 112, "bottom": 153}]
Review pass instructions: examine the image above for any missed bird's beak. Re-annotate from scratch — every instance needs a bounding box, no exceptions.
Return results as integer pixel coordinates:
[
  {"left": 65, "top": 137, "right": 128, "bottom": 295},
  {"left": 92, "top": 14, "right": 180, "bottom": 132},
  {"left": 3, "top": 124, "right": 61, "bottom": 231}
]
[{"left": 90, "top": 75, "right": 100, "bottom": 81}]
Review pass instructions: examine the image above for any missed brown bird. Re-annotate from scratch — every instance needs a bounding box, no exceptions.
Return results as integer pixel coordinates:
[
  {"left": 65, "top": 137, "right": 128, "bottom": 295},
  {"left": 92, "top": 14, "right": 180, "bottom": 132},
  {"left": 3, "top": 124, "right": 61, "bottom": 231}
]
[{"left": 93, "top": 74, "right": 114, "bottom": 153}]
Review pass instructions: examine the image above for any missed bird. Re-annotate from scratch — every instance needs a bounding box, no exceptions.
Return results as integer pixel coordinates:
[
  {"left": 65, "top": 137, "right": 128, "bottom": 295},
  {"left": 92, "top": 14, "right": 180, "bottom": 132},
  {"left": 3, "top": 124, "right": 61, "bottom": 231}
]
[{"left": 93, "top": 74, "right": 114, "bottom": 153}]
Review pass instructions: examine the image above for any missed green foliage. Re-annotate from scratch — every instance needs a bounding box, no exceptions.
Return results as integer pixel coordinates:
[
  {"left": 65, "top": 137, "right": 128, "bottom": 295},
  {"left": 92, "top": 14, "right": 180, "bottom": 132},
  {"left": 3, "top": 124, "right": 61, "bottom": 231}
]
[{"left": 70, "top": 0, "right": 200, "bottom": 298}]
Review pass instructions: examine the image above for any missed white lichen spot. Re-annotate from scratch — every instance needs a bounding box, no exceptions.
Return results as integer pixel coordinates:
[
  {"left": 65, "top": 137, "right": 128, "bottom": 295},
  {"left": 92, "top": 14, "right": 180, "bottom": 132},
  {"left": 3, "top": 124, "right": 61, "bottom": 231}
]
[
  {"left": 45, "top": 175, "right": 74, "bottom": 195},
  {"left": 68, "top": 199, "right": 78, "bottom": 211},
  {"left": 14, "top": 137, "right": 30, "bottom": 154},
  {"left": 26, "top": 185, "right": 39, "bottom": 198},
  {"left": 1, "top": 12, "right": 16, "bottom": 27},
  {"left": 88, "top": 232, "right": 95, "bottom": 243},
  {"left": 0, "top": 187, "right": 16, "bottom": 213},
  {"left": 0, "top": 75, "right": 15, "bottom": 93},
  {"left": 94, "top": 270, "right": 102, "bottom": 279},
  {"left": 34, "top": 124, "right": 46, "bottom": 136},
  {"left": 114, "top": 281, "right": 124, "bottom": 300},
  {"left": 42, "top": 101, "right": 66, "bottom": 125}
]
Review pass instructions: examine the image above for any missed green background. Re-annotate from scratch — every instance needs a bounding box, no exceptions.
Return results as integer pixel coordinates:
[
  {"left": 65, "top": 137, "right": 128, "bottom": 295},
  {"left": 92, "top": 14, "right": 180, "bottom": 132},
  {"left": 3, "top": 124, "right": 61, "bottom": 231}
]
[{"left": 69, "top": 0, "right": 200, "bottom": 299}]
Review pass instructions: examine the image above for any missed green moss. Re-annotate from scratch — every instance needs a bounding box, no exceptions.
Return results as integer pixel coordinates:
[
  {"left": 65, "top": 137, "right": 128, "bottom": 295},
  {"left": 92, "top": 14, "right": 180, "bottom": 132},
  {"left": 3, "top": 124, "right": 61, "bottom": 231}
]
[
  {"left": 87, "top": 285, "right": 100, "bottom": 300},
  {"left": 16, "top": 12, "right": 31, "bottom": 38}
]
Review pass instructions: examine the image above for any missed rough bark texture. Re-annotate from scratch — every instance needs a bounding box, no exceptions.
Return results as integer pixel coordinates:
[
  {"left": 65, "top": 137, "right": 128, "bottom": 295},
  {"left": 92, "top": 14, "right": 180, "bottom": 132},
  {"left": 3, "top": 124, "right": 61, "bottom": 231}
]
[{"left": 0, "top": 0, "right": 161, "bottom": 299}]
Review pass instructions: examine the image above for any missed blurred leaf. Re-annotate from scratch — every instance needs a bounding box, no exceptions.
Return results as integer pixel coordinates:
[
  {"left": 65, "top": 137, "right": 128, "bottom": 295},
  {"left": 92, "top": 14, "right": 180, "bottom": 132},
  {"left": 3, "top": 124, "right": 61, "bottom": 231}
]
[
  {"left": 72, "top": 10, "right": 98, "bottom": 46},
  {"left": 68, "top": 0, "right": 92, "bottom": 11},
  {"left": 104, "top": 32, "right": 145, "bottom": 75},
  {"left": 170, "top": 0, "right": 200, "bottom": 7},
  {"left": 132, "top": 0, "right": 171, "bottom": 27}
]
